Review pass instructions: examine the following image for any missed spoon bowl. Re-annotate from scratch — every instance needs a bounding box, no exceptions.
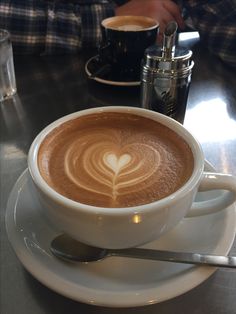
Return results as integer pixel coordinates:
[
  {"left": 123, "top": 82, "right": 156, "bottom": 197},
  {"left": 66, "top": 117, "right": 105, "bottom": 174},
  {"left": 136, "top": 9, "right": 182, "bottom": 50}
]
[{"left": 51, "top": 234, "right": 107, "bottom": 262}]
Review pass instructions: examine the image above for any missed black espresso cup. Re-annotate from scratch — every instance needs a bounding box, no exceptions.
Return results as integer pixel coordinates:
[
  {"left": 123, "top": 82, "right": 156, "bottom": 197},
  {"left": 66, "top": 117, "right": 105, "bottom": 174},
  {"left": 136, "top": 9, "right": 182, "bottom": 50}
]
[{"left": 99, "top": 16, "right": 159, "bottom": 81}]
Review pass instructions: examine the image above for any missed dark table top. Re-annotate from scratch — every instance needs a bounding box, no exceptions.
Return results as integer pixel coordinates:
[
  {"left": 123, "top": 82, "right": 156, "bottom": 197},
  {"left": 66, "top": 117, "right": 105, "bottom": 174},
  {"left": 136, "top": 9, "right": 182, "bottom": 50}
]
[{"left": 1, "top": 34, "right": 236, "bottom": 313}]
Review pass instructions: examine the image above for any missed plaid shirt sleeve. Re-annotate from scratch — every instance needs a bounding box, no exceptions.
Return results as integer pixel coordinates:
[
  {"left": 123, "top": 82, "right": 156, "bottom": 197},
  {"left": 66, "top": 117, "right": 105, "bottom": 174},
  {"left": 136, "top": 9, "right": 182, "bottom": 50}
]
[
  {"left": 0, "top": 0, "right": 115, "bottom": 55},
  {"left": 181, "top": 0, "right": 236, "bottom": 68}
]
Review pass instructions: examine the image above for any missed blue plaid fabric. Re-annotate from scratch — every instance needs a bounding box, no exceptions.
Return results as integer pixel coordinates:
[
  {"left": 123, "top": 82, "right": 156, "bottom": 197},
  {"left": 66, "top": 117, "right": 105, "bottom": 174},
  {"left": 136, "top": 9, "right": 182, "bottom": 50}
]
[
  {"left": 181, "top": 0, "right": 236, "bottom": 68},
  {"left": 0, "top": 0, "right": 115, "bottom": 55},
  {"left": 0, "top": 0, "right": 236, "bottom": 67}
]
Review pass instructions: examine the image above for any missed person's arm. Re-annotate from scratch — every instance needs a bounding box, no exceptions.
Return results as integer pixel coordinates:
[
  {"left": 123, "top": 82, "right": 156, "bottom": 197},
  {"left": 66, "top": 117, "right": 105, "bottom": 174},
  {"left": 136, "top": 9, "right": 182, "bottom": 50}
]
[
  {"left": 116, "top": 0, "right": 185, "bottom": 36},
  {"left": 181, "top": 0, "right": 236, "bottom": 68},
  {"left": 0, "top": 0, "right": 115, "bottom": 55}
]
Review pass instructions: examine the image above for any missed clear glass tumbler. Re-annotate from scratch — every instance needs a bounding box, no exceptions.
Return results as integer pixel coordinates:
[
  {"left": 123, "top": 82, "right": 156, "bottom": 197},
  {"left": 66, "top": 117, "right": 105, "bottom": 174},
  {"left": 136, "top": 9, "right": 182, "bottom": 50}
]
[{"left": 0, "top": 29, "right": 17, "bottom": 102}]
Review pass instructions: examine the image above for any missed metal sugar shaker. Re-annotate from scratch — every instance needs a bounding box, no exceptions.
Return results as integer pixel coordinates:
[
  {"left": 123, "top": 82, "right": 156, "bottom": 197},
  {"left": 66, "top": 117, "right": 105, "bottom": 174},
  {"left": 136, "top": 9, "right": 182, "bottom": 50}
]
[{"left": 140, "top": 21, "right": 194, "bottom": 123}]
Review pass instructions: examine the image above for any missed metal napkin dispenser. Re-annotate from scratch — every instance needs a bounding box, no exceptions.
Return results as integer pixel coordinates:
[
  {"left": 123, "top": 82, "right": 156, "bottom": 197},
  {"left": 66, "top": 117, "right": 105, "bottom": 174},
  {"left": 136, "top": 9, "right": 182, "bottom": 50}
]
[{"left": 141, "top": 22, "right": 194, "bottom": 123}]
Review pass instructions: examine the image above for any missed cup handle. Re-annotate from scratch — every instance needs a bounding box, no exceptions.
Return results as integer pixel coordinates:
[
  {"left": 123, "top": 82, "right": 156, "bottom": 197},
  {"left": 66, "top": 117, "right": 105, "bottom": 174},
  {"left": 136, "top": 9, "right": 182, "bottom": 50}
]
[{"left": 186, "top": 172, "right": 236, "bottom": 217}]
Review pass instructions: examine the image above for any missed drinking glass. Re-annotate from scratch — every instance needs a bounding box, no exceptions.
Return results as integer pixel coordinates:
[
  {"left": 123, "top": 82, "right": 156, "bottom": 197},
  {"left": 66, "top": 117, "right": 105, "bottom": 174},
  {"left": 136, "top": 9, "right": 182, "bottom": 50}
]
[{"left": 0, "top": 29, "right": 17, "bottom": 102}]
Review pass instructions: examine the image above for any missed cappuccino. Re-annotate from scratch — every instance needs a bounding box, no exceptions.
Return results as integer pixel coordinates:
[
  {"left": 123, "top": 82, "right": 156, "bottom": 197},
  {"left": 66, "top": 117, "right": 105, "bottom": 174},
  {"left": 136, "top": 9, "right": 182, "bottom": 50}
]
[{"left": 38, "top": 112, "right": 194, "bottom": 207}]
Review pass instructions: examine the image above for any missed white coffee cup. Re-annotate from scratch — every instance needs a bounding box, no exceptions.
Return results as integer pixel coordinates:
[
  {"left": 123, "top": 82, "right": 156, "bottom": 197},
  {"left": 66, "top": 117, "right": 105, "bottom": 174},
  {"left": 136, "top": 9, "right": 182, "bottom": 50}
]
[{"left": 28, "top": 107, "right": 236, "bottom": 249}]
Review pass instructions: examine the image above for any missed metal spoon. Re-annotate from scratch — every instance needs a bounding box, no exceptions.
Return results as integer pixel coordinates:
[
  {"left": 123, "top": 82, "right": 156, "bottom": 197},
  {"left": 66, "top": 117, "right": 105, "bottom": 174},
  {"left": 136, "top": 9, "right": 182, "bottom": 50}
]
[{"left": 51, "top": 234, "right": 236, "bottom": 268}]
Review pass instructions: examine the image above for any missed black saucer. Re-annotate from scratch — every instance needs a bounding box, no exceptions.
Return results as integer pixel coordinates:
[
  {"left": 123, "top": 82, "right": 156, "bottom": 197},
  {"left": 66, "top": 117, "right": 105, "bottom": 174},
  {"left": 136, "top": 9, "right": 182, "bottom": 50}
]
[{"left": 85, "top": 55, "right": 140, "bottom": 86}]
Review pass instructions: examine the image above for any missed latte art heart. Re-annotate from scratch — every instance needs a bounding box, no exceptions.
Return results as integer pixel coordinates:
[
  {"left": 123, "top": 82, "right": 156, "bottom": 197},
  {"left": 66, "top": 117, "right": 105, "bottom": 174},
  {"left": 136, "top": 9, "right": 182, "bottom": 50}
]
[
  {"left": 65, "top": 141, "right": 161, "bottom": 201},
  {"left": 38, "top": 112, "right": 194, "bottom": 207},
  {"left": 105, "top": 153, "right": 131, "bottom": 174}
]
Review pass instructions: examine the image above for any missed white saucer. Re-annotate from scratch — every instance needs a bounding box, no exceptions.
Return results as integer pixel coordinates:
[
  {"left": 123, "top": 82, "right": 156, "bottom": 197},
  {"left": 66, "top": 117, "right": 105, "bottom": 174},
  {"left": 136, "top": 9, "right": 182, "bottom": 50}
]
[
  {"left": 85, "top": 55, "right": 140, "bottom": 87},
  {"left": 5, "top": 166, "right": 236, "bottom": 308}
]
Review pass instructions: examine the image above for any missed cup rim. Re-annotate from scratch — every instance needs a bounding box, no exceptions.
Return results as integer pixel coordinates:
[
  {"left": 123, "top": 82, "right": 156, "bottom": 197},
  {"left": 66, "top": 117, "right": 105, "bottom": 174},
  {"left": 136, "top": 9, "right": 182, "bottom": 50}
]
[
  {"left": 101, "top": 15, "right": 159, "bottom": 32},
  {"left": 28, "top": 106, "right": 204, "bottom": 216}
]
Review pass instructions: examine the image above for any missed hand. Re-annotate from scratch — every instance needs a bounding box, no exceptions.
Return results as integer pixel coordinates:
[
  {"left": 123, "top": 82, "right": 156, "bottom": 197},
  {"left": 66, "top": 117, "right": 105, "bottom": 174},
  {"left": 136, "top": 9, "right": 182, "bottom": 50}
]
[{"left": 115, "top": 0, "right": 185, "bottom": 36}]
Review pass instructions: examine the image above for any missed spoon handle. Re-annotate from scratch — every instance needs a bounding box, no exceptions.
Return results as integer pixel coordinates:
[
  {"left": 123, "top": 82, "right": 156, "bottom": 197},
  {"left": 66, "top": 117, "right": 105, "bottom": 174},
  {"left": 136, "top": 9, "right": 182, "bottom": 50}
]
[{"left": 110, "top": 248, "right": 236, "bottom": 268}]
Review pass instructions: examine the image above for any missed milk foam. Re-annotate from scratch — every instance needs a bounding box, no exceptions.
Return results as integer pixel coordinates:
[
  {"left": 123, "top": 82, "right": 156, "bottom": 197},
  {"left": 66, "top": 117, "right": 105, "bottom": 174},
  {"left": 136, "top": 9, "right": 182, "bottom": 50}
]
[
  {"left": 65, "top": 139, "right": 161, "bottom": 201},
  {"left": 117, "top": 25, "right": 144, "bottom": 31},
  {"left": 105, "top": 153, "right": 131, "bottom": 174}
]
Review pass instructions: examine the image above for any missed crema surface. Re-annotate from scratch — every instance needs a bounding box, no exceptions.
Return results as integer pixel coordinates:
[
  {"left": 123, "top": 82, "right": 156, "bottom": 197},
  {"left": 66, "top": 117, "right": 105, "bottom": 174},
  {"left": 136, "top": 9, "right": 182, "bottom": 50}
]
[{"left": 38, "top": 113, "right": 194, "bottom": 207}]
